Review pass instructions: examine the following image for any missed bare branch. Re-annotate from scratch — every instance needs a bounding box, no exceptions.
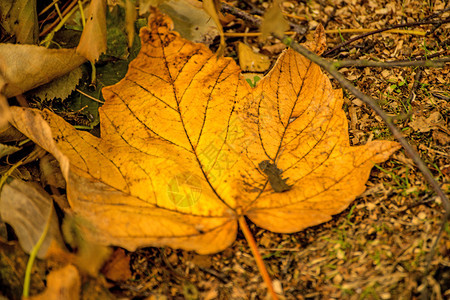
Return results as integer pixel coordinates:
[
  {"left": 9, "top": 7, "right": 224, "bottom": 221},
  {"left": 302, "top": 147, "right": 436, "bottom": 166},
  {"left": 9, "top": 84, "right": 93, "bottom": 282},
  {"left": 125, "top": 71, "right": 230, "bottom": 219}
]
[
  {"left": 323, "top": 18, "right": 450, "bottom": 56},
  {"left": 334, "top": 57, "right": 450, "bottom": 68}
]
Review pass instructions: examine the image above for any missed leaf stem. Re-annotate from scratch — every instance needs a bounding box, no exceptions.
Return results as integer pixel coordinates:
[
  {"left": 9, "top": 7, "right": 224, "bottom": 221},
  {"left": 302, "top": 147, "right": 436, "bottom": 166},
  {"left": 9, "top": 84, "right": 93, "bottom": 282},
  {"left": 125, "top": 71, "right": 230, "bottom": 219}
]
[
  {"left": 23, "top": 206, "right": 53, "bottom": 298},
  {"left": 238, "top": 216, "right": 279, "bottom": 300}
]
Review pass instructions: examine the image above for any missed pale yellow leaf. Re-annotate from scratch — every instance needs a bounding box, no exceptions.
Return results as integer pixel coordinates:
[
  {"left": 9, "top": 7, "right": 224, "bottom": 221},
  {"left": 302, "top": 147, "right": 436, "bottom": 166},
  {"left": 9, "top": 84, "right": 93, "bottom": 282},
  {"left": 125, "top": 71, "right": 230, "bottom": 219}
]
[
  {"left": 238, "top": 42, "right": 271, "bottom": 72},
  {"left": 0, "top": 44, "right": 86, "bottom": 98},
  {"left": 159, "top": 0, "right": 219, "bottom": 45}
]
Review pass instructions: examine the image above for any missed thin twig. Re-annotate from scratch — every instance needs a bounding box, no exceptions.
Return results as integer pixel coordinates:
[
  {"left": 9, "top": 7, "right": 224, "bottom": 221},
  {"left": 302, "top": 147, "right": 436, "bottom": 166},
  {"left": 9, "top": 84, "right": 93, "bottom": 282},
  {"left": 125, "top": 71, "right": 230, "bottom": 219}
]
[
  {"left": 38, "top": 0, "right": 62, "bottom": 16},
  {"left": 425, "top": 218, "right": 447, "bottom": 274},
  {"left": 323, "top": 18, "right": 450, "bottom": 57},
  {"left": 222, "top": 2, "right": 261, "bottom": 27},
  {"left": 325, "top": 28, "right": 426, "bottom": 35},
  {"left": 397, "top": 51, "right": 446, "bottom": 62},
  {"left": 39, "top": 0, "right": 79, "bottom": 38},
  {"left": 426, "top": 16, "right": 450, "bottom": 35},
  {"left": 333, "top": 57, "right": 450, "bottom": 68},
  {"left": 224, "top": 28, "right": 427, "bottom": 38},
  {"left": 75, "top": 89, "right": 104, "bottom": 103},
  {"left": 23, "top": 206, "right": 53, "bottom": 298}
]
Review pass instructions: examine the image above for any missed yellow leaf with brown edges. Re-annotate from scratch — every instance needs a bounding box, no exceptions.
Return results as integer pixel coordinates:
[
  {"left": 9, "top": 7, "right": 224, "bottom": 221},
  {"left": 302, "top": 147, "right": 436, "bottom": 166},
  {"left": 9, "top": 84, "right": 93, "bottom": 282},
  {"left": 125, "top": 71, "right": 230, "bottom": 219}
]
[{"left": 9, "top": 10, "right": 400, "bottom": 254}]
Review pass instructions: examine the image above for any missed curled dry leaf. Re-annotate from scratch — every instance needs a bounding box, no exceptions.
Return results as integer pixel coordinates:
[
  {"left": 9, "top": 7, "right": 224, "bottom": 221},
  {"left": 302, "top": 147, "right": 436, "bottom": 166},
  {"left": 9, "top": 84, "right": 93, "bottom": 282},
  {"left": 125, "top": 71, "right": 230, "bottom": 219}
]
[
  {"left": 40, "top": 154, "right": 66, "bottom": 190},
  {"left": 0, "top": 44, "right": 86, "bottom": 98},
  {"left": 0, "top": 179, "right": 65, "bottom": 258},
  {"left": 101, "top": 248, "right": 132, "bottom": 282},
  {"left": 303, "top": 24, "right": 326, "bottom": 55},
  {"left": 260, "top": 0, "right": 289, "bottom": 40},
  {"left": 0, "top": 94, "right": 10, "bottom": 128},
  {"left": 409, "top": 111, "right": 445, "bottom": 133},
  {"left": 0, "top": 0, "right": 39, "bottom": 44},
  {"left": 9, "top": 10, "right": 400, "bottom": 254},
  {"left": 202, "top": 0, "right": 225, "bottom": 55},
  {"left": 159, "top": 0, "right": 219, "bottom": 45},
  {"left": 76, "top": 0, "right": 107, "bottom": 62}
]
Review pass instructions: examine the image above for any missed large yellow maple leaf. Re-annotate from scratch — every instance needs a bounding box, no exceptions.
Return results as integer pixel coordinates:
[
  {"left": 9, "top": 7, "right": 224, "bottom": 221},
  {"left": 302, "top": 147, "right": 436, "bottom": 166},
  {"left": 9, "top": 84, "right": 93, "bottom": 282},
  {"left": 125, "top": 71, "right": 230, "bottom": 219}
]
[{"left": 10, "top": 11, "right": 400, "bottom": 255}]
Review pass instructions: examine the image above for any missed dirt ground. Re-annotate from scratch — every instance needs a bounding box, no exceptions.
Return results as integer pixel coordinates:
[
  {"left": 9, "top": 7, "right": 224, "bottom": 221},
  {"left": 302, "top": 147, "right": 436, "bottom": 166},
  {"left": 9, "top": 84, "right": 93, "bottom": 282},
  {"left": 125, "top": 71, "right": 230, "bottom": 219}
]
[{"left": 1, "top": 0, "right": 449, "bottom": 299}]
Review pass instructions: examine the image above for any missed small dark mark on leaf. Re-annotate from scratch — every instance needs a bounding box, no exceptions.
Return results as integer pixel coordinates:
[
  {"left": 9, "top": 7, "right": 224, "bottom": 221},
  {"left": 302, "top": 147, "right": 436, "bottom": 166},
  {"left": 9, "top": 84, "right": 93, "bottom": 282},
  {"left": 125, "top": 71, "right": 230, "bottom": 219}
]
[{"left": 259, "top": 160, "right": 292, "bottom": 193}]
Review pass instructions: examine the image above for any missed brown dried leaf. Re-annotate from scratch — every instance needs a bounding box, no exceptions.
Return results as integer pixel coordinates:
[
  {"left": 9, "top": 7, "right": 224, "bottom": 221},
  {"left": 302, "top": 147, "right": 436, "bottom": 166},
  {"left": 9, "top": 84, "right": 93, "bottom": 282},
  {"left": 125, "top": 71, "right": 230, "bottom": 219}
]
[
  {"left": 303, "top": 24, "right": 326, "bottom": 55},
  {"left": 409, "top": 111, "right": 444, "bottom": 133},
  {"left": 261, "top": 0, "right": 289, "bottom": 40},
  {"left": 76, "top": 0, "right": 107, "bottom": 62},
  {"left": 29, "top": 264, "right": 81, "bottom": 300},
  {"left": 101, "top": 248, "right": 132, "bottom": 281},
  {"left": 0, "top": 179, "right": 65, "bottom": 258},
  {"left": 0, "top": 0, "right": 38, "bottom": 44},
  {"left": 159, "top": 0, "right": 219, "bottom": 45},
  {"left": 0, "top": 44, "right": 86, "bottom": 98}
]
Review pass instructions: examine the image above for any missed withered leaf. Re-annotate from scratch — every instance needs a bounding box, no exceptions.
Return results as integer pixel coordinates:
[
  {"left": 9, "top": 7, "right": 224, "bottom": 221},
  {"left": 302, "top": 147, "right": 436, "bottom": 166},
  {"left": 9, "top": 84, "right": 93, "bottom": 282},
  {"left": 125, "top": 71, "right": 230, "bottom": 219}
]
[
  {"left": 0, "top": 0, "right": 39, "bottom": 44},
  {"left": 158, "top": 0, "right": 219, "bottom": 45},
  {"left": 238, "top": 42, "right": 271, "bottom": 72},
  {"left": 0, "top": 44, "right": 86, "bottom": 98},
  {"left": 9, "top": 11, "right": 400, "bottom": 254},
  {"left": 29, "top": 264, "right": 80, "bottom": 300},
  {"left": 0, "top": 179, "right": 65, "bottom": 258},
  {"left": 260, "top": 0, "right": 289, "bottom": 40},
  {"left": 76, "top": 0, "right": 107, "bottom": 62}
]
